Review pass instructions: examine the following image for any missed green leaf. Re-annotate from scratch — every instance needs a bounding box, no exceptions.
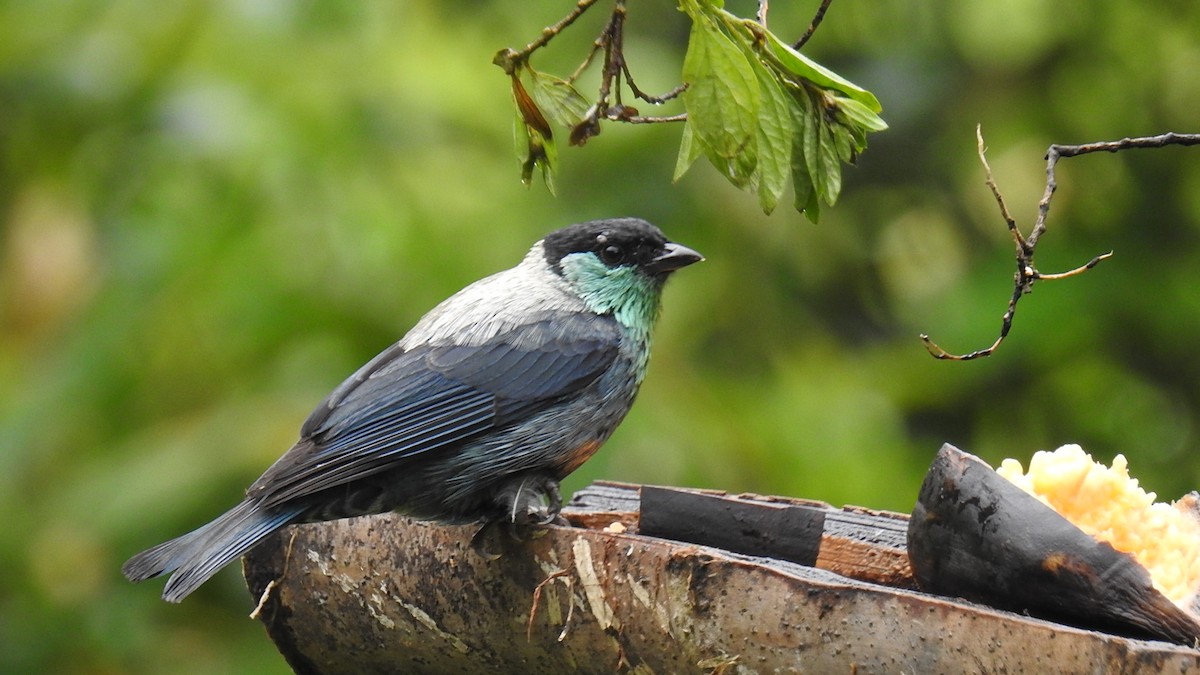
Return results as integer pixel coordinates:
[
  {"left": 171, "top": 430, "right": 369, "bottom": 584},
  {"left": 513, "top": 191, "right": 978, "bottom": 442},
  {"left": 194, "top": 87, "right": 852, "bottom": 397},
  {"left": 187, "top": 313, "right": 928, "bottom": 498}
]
[
  {"left": 791, "top": 132, "right": 819, "bottom": 221},
  {"left": 758, "top": 26, "right": 882, "bottom": 113},
  {"left": 816, "top": 119, "right": 842, "bottom": 204},
  {"left": 673, "top": 120, "right": 704, "bottom": 182},
  {"left": 796, "top": 88, "right": 842, "bottom": 205},
  {"left": 514, "top": 112, "right": 557, "bottom": 195},
  {"left": 514, "top": 112, "right": 533, "bottom": 178},
  {"left": 540, "top": 129, "right": 558, "bottom": 194},
  {"left": 836, "top": 96, "right": 889, "bottom": 133},
  {"left": 832, "top": 123, "right": 855, "bottom": 164},
  {"left": 791, "top": 153, "right": 818, "bottom": 221},
  {"left": 747, "top": 51, "right": 793, "bottom": 214},
  {"left": 681, "top": 0, "right": 724, "bottom": 11},
  {"left": 702, "top": 140, "right": 755, "bottom": 188},
  {"left": 848, "top": 124, "right": 868, "bottom": 155},
  {"left": 527, "top": 69, "right": 591, "bottom": 129},
  {"left": 800, "top": 91, "right": 822, "bottom": 199},
  {"left": 681, "top": 9, "right": 760, "bottom": 161},
  {"left": 789, "top": 90, "right": 819, "bottom": 221},
  {"left": 674, "top": 0, "right": 888, "bottom": 217}
]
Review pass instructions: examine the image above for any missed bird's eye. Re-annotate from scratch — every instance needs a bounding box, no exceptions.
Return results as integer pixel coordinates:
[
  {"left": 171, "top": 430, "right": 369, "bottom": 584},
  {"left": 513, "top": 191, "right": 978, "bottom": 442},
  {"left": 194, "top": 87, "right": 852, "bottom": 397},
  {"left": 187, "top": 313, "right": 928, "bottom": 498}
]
[{"left": 599, "top": 244, "right": 624, "bottom": 265}]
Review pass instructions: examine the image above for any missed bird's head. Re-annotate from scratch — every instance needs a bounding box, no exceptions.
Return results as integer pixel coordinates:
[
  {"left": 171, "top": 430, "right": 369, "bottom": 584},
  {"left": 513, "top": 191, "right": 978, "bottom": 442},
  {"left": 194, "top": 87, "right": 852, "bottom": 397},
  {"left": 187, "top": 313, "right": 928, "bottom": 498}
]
[{"left": 541, "top": 217, "right": 703, "bottom": 333}]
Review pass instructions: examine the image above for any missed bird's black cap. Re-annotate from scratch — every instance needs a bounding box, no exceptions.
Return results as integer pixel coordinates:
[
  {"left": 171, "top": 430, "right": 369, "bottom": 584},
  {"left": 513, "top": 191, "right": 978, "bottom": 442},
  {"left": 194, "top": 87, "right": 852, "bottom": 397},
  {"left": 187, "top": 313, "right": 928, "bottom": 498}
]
[{"left": 543, "top": 218, "right": 701, "bottom": 276}]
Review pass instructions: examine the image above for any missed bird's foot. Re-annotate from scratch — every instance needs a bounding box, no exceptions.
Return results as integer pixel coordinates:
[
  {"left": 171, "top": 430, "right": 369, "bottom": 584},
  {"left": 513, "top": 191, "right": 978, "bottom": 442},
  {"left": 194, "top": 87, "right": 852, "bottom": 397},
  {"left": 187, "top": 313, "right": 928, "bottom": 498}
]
[
  {"left": 499, "top": 472, "right": 564, "bottom": 529},
  {"left": 470, "top": 522, "right": 505, "bottom": 561},
  {"left": 471, "top": 473, "right": 567, "bottom": 559}
]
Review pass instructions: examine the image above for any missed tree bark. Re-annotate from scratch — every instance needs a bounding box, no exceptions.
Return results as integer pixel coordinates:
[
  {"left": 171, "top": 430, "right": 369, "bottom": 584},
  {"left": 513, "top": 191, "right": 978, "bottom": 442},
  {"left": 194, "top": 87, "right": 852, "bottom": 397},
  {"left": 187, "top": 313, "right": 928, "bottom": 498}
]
[{"left": 243, "top": 482, "right": 1200, "bottom": 674}]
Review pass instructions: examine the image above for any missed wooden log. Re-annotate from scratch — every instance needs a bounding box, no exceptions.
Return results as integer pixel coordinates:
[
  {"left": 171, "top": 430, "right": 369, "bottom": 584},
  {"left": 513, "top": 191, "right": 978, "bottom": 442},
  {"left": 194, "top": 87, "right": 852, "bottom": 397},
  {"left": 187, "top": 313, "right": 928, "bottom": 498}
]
[{"left": 243, "top": 482, "right": 1200, "bottom": 674}]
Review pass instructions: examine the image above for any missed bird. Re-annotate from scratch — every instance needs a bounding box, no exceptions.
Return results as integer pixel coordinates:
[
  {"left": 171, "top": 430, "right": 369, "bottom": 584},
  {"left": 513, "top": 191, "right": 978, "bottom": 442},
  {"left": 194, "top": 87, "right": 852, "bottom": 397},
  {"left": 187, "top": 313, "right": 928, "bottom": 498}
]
[{"left": 122, "top": 217, "right": 702, "bottom": 602}]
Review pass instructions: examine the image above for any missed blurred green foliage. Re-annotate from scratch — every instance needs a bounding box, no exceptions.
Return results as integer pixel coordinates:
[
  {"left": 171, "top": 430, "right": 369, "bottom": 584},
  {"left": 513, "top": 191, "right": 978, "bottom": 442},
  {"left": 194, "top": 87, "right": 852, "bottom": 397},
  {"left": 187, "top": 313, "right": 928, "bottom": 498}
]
[{"left": 2, "top": 1, "right": 1199, "bottom": 672}]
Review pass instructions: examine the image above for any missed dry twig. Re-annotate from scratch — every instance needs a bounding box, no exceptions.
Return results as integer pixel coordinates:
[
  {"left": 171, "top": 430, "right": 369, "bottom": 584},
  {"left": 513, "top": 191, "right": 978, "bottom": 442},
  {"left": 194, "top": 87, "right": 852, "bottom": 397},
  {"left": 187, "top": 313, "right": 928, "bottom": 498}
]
[
  {"left": 526, "top": 568, "right": 573, "bottom": 641},
  {"left": 921, "top": 128, "right": 1200, "bottom": 360},
  {"left": 249, "top": 530, "right": 297, "bottom": 620},
  {"left": 793, "top": 0, "right": 834, "bottom": 50}
]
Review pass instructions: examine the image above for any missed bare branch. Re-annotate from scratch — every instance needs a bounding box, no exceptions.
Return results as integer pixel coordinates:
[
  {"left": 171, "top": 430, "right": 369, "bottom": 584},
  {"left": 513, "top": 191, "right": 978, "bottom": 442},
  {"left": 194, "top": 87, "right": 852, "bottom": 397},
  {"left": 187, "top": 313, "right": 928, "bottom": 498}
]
[
  {"left": 1030, "top": 133, "right": 1200, "bottom": 249},
  {"left": 974, "top": 125, "right": 1024, "bottom": 254},
  {"left": 620, "top": 62, "right": 688, "bottom": 105},
  {"left": 923, "top": 131, "right": 1200, "bottom": 360},
  {"left": 609, "top": 112, "right": 688, "bottom": 124},
  {"left": 1036, "top": 251, "right": 1114, "bottom": 281},
  {"left": 918, "top": 129, "right": 1193, "bottom": 360},
  {"left": 497, "top": 0, "right": 604, "bottom": 74},
  {"left": 793, "top": 0, "right": 834, "bottom": 50},
  {"left": 568, "top": 38, "right": 605, "bottom": 85}
]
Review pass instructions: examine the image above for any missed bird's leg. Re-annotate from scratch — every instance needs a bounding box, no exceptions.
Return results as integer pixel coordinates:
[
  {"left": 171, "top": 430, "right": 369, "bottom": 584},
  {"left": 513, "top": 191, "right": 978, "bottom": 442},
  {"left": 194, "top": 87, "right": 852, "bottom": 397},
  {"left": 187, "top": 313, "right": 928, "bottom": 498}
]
[
  {"left": 502, "top": 472, "right": 565, "bottom": 528},
  {"left": 498, "top": 471, "right": 567, "bottom": 531},
  {"left": 471, "top": 472, "right": 567, "bottom": 559}
]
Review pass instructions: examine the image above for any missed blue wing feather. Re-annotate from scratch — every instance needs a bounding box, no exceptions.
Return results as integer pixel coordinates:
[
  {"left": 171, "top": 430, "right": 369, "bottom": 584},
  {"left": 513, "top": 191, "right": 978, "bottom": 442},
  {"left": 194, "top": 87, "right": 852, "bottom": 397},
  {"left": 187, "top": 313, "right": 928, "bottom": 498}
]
[{"left": 251, "top": 311, "right": 620, "bottom": 507}]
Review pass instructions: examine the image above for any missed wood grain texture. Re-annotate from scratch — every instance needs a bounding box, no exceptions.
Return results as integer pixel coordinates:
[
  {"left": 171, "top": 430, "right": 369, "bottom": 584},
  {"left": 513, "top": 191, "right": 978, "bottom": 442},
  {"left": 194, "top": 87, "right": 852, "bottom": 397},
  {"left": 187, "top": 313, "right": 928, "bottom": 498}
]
[{"left": 242, "top": 482, "right": 1200, "bottom": 674}]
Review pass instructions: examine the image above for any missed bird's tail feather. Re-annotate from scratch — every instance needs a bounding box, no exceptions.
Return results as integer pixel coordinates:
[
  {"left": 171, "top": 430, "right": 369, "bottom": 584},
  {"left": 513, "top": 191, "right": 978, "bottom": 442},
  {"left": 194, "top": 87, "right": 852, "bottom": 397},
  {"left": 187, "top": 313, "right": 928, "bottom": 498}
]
[{"left": 122, "top": 500, "right": 300, "bottom": 603}]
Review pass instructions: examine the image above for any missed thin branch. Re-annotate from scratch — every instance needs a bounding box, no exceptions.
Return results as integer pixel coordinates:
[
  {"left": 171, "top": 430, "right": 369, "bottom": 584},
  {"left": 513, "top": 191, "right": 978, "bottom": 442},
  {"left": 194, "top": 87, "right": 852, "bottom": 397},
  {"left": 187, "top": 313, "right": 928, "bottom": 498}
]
[
  {"left": 568, "top": 38, "right": 606, "bottom": 84},
  {"left": 493, "top": 0, "right": 605, "bottom": 77},
  {"left": 920, "top": 129, "right": 1200, "bottom": 360},
  {"left": 594, "top": 1, "right": 627, "bottom": 111},
  {"left": 609, "top": 112, "right": 688, "bottom": 124},
  {"left": 923, "top": 130, "right": 1200, "bottom": 361},
  {"left": 1036, "top": 251, "right": 1114, "bottom": 281},
  {"left": 249, "top": 530, "right": 297, "bottom": 620},
  {"left": 793, "top": 0, "right": 834, "bottom": 50},
  {"left": 1030, "top": 133, "right": 1200, "bottom": 249},
  {"left": 621, "top": 61, "right": 688, "bottom": 105},
  {"left": 757, "top": 0, "right": 769, "bottom": 27},
  {"left": 520, "top": 0, "right": 603, "bottom": 66},
  {"left": 974, "top": 125, "right": 1024, "bottom": 255},
  {"left": 571, "top": 0, "right": 692, "bottom": 143}
]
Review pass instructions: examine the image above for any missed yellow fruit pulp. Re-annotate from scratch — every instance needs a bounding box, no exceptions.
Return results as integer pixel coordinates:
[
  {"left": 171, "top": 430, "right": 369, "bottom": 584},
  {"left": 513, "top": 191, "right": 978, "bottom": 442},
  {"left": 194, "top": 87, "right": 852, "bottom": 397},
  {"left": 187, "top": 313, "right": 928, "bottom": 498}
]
[{"left": 996, "top": 444, "right": 1200, "bottom": 607}]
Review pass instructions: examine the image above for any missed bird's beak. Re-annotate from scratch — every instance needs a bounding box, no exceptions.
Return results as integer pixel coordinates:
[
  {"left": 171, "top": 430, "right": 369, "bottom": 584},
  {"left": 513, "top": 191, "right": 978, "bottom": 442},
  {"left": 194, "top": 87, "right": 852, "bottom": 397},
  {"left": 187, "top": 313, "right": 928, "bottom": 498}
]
[{"left": 645, "top": 242, "right": 704, "bottom": 275}]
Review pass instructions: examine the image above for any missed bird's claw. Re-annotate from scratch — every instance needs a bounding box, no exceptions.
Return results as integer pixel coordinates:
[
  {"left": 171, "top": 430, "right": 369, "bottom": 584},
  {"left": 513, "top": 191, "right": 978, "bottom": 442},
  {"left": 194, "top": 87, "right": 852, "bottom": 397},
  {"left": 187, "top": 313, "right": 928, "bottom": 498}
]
[
  {"left": 500, "top": 472, "right": 563, "bottom": 529},
  {"left": 470, "top": 522, "right": 504, "bottom": 561},
  {"left": 471, "top": 472, "right": 566, "bottom": 558}
]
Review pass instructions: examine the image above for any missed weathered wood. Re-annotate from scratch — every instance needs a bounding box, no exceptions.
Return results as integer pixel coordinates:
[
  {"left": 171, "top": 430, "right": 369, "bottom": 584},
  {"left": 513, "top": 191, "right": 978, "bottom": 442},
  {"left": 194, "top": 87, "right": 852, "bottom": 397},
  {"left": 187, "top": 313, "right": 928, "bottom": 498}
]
[
  {"left": 639, "top": 484, "right": 826, "bottom": 567},
  {"left": 243, "top": 481, "right": 1200, "bottom": 674},
  {"left": 909, "top": 444, "right": 1200, "bottom": 646},
  {"left": 567, "top": 481, "right": 914, "bottom": 589}
]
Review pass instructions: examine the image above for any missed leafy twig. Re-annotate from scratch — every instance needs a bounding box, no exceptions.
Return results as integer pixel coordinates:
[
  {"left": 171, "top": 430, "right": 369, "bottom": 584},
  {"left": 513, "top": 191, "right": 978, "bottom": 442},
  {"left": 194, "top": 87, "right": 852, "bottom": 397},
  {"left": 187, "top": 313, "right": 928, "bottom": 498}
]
[
  {"left": 570, "top": 1, "right": 691, "bottom": 143},
  {"left": 497, "top": 0, "right": 880, "bottom": 214},
  {"left": 920, "top": 128, "right": 1200, "bottom": 360}
]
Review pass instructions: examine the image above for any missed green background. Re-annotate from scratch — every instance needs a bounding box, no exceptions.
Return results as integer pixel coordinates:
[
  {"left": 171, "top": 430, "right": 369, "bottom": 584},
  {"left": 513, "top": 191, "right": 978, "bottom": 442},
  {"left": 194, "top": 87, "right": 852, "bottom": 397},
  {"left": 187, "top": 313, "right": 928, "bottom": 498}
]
[{"left": 3, "top": 1, "right": 1199, "bottom": 672}]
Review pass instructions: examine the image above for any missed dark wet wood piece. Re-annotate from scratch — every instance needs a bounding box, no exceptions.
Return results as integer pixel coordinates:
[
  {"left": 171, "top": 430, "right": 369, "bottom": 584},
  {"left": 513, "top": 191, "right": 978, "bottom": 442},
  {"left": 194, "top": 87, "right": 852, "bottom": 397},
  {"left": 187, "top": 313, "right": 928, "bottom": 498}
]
[
  {"left": 567, "top": 481, "right": 914, "bottom": 588},
  {"left": 908, "top": 443, "right": 1200, "bottom": 646},
  {"left": 639, "top": 484, "right": 825, "bottom": 566}
]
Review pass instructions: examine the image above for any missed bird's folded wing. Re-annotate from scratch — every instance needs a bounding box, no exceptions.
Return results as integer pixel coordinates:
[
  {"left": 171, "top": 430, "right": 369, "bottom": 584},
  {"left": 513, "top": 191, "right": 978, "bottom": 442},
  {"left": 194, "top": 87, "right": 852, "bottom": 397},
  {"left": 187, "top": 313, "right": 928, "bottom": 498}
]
[{"left": 251, "top": 312, "right": 621, "bottom": 506}]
